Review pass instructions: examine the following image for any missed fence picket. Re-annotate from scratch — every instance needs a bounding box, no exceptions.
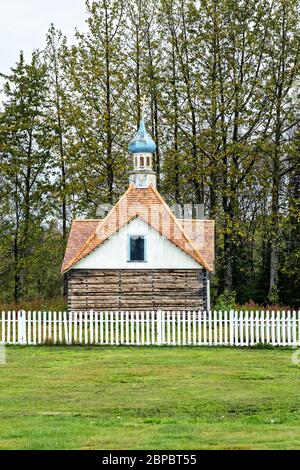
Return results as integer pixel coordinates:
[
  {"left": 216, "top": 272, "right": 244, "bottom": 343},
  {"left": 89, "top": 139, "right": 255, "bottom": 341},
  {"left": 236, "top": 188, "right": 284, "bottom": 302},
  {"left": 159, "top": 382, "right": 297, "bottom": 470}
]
[
  {"left": 219, "top": 311, "right": 223, "bottom": 345},
  {"left": 43, "top": 311, "right": 47, "bottom": 342},
  {"left": 287, "top": 311, "right": 291, "bottom": 346},
  {"left": 157, "top": 310, "right": 162, "bottom": 345},
  {"left": 276, "top": 311, "right": 281, "bottom": 345},
  {"left": 167, "top": 311, "right": 171, "bottom": 345},
  {"left": 182, "top": 311, "right": 186, "bottom": 345},
  {"left": 1, "top": 311, "right": 5, "bottom": 343},
  {"left": 245, "top": 311, "right": 249, "bottom": 346},
  {"left": 292, "top": 311, "right": 297, "bottom": 347},
  {"left": 240, "top": 311, "right": 244, "bottom": 347},
  {"left": 271, "top": 311, "right": 275, "bottom": 346},
  {"left": 229, "top": 310, "right": 234, "bottom": 346},
  {"left": 282, "top": 311, "right": 286, "bottom": 346},
  {"left": 38, "top": 311, "right": 42, "bottom": 344},
  {"left": 53, "top": 311, "right": 57, "bottom": 345},
  {"left": 63, "top": 311, "right": 68, "bottom": 344},
  {"left": 203, "top": 310, "right": 207, "bottom": 345},
  {"left": 95, "top": 311, "right": 98, "bottom": 345},
  {"left": 141, "top": 311, "right": 145, "bottom": 345},
  {"left": 136, "top": 312, "right": 140, "bottom": 345},
  {"left": 208, "top": 311, "right": 213, "bottom": 345},
  {"left": 17, "top": 311, "right": 21, "bottom": 344},
  {"left": 32, "top": 311, "right": 36, "bottom": 345},
  {"left": 172, "top": 311, "right": 176, "bottom": 345},
  {"left": 68, "top": 312, "right": 72, "bottom": 345},
  {"left": 7, "top": 311, "right": 11, "bottom": 344},
  {"left": 120, "top": 311, "right": 124, "bottom": 345},
  {"left": 213, "top": 311, "right": 217, "bottom": 345},
  {"left": 74, "top": 312, "right": 78, "bottom": 343},
  {"left": 130, "top": 311, "right": 134, "bottom": 345},
  {"left": 94, "top": 311, "right": 98, "bottom": 344},
  {"left": 198, "top": 310, "right": 202, "bottom": 345},
  {"left": 146, "top": 311, "right": 150, "bottom": 345},
  {"left": 27, "top": 311, "right": 30, "bottom": 345},
  {"left": 12, "top": 311, "right": 16, "bottom": 345},
  {"left": 151, "top": 311, "right": 155, "bottom": 345},
  {"left": 22, "top": 310, "right": 26, "bottom": 344},
  {"left": 79, "top": 312, "right": 83, "bottom": 344},
  {"left": 110, "top": 311, "right": 114, "bottom": 345},
  {"left": 192, "top": 311, "right": 197, "bottom": 346},
  {"left": 187, "top": 311, "right": 191, "bottom": 345},
  {"left": 161, "top": 311, "right": 165, "bottom": 345},
  {"left": 250, "top": 311, "right": 254, "bottom": 346},
  {"left": 177, "top": 311, "right": 181, "bottom": 346},
  {"left": 90, "top": 311, "right": 94, "bottom": 345},
  {"left": 234, "top": 311, "right": 239, "bottom": 346},
  {"left": 261, "top": 311, "right": 265, "bottom": 343},
  {"left": 255, "top": 311, "right": 259, "bottom": 343},
  {"left": 126, "top": 311, "right": 129, "bottom": 345},
  {"left": 266, "top": 311, "right": 270, "bottom": 345},
  {"left": 100, "top": 312, "right": 103, "bottom": 345},
  {"left": 84, "top": 312, "right": 88, "bottom": 345},
  {"left": 48, "top": 311, "right": 52, "bottom": 341},
  {"left": 59, "top": 311, "right": 62, "bottom": 343},
  {"left": 105, "top": 311, "right": 109, "bottom": 345}
]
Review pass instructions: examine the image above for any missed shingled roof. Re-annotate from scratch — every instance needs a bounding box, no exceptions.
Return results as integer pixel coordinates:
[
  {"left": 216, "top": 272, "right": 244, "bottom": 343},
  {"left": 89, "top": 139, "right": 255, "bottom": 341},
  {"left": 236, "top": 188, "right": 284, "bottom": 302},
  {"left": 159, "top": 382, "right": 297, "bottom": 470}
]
[
  {"left": 179, "top": 219, "right": 215, "bottom": 272},
  {"left": 61, "top": 184, "right": 214, "bottom": 273}
]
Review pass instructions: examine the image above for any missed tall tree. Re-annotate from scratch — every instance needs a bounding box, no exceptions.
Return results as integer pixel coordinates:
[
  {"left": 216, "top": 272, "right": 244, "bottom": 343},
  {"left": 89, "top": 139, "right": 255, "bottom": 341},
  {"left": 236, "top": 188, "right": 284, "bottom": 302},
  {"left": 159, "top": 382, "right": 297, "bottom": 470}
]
[
  {"left": 44, "top": 24, "right": 71, "bottom": 295},
  {"left": 64, "top": 0, "right": 130, "bottom": 208},
  {"left": 266, "top": 0, "right": 300, "bottom": 301},
  {"left": 0, "top": 52, "right": 50, "bottom": 302}
]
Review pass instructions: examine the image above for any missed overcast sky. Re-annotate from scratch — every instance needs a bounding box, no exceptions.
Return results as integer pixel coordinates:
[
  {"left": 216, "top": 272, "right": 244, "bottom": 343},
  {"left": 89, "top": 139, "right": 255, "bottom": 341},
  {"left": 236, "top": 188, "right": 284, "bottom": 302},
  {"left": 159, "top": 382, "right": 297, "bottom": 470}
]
[{"left": 0, "top": 0, "right": 87, "bottom": 75}]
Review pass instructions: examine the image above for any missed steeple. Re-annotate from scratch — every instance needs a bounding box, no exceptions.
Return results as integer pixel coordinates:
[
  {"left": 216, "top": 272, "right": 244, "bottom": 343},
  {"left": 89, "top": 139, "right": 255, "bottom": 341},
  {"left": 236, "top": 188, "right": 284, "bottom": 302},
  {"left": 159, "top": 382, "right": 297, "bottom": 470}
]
[{"left": 128, "top": 97, "right": 157, "bottom": 188}]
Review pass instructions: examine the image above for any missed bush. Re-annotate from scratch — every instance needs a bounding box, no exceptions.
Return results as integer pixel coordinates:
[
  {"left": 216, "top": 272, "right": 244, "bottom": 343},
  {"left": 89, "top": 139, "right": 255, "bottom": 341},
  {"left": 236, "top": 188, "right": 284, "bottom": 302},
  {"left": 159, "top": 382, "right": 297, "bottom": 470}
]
[{"left": 213, "top": 290, "right": 236, "bottom": 311}]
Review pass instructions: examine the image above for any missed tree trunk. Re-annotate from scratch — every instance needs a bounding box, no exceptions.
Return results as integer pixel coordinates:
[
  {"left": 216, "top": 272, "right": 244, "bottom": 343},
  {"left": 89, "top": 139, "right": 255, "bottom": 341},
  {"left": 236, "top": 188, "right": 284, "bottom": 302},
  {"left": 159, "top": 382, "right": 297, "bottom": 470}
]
[{"left": 105, "top": 5, "right": 114, "bottom": 204}]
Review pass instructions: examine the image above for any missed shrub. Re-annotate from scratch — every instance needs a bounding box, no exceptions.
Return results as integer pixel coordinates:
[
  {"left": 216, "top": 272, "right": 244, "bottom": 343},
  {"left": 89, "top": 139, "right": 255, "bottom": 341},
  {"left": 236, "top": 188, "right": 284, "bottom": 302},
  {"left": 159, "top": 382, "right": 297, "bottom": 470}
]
[{"left": 213, "top": 290, "right": 236, "bottom": 311}]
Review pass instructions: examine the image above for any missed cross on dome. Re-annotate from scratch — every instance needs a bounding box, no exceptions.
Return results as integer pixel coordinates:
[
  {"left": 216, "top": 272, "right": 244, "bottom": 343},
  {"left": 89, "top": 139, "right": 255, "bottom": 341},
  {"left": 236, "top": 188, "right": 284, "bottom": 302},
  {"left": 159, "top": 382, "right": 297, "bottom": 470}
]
[
  {"left": 128, "top": 96, "right": 157, "bottom": 155},
  {"left": 140, "top": 95, "right": 147, "bottom": 120}
]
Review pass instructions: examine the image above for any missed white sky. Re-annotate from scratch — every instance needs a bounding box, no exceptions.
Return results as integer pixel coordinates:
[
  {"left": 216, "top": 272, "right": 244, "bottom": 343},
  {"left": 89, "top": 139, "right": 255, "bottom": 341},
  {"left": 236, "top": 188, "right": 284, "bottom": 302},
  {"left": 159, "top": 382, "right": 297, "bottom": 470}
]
[{"left": 0, "top": 0, "right": 88, "bottom": 75}]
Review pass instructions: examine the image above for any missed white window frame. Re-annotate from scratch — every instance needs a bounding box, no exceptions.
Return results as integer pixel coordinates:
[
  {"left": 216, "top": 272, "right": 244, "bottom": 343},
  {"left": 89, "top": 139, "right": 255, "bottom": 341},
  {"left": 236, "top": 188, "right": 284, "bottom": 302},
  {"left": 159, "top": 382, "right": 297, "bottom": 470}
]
[{"left": 127, "top": 234, "right": 147, "bottom": 262}]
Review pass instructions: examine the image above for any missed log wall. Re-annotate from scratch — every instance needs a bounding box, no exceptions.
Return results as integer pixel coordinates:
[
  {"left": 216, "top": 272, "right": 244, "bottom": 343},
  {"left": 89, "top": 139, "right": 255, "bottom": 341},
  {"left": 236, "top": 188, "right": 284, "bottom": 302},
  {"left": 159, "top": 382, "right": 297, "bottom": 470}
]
[{"left": 68, "top": 269, "right": 206, "bottom": 311}]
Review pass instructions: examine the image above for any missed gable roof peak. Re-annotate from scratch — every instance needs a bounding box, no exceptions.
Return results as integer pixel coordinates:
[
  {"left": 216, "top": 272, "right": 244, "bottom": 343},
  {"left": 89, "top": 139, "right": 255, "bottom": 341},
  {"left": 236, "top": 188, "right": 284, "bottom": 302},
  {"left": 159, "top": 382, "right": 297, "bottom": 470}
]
[{"left": 61, "top": 185, "right": 212, "bottom": 273}]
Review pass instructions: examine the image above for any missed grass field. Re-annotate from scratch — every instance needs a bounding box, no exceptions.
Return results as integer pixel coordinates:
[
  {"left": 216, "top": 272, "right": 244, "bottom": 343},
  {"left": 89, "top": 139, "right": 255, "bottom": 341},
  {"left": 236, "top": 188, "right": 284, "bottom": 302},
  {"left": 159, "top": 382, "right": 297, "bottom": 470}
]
[{"left": 1, "top": 346, "right": 300, "bottom": 449}]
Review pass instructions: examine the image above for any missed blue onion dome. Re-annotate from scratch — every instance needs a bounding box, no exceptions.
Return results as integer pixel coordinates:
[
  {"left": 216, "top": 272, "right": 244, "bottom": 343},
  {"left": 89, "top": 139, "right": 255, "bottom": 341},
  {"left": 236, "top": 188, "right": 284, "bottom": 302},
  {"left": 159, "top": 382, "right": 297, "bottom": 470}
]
[{"left": 128, "top": 118, "right": 157, "bottom": 154}]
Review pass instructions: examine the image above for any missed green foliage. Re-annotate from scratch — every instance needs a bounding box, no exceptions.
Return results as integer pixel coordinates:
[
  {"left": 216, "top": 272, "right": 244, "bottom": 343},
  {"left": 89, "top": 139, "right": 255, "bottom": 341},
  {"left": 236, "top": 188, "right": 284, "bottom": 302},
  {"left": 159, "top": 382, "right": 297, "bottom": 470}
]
[
  {"left": 213, "top": 290, "right": 236, "bottom": 311},
  {"left": 0, "top": 297, "right": 67, "bottom": 312},
  {"left": 268, "top": 285, "right": 280, "bottom": 305}
]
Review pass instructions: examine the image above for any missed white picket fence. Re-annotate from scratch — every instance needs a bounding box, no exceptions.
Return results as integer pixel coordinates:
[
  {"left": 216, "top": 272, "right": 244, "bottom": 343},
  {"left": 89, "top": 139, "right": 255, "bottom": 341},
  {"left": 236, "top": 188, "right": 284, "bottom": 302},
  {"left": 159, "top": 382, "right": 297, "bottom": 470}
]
[{"left": 1, "top": 310, "right": 300, "bottom": 347}]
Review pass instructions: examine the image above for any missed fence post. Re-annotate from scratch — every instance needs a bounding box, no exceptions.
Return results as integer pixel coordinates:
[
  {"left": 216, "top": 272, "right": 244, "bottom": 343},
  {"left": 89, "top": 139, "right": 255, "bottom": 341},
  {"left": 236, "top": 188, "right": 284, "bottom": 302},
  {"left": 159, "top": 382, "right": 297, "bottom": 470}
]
[
  {"left": 63, "top": 311, "right": 69, "bottom": 345},
  {"left": 18, "top": 310, "right": 26, "bottom": 345},
  {"left": 157, "top": 310, "right": 162, "bottom": 346},
  {"left": 229, "top": 310, "right": 234, "bottom": 346}
]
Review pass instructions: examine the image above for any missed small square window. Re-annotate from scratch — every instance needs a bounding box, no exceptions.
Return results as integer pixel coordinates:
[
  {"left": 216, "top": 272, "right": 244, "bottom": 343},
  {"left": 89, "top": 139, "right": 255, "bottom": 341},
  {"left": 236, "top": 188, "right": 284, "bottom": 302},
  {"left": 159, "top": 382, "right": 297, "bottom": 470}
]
[{"left": 128, "top": 235, "right": 146, "bottom": 261}]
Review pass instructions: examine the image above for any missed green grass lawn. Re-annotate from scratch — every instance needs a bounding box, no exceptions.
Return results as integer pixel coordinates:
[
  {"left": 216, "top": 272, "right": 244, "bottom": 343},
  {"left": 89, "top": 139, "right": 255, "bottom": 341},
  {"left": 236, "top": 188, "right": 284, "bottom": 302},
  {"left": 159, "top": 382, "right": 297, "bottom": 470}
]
[{"left": 1, "top": 346, "right": 300, "bottom": 449}]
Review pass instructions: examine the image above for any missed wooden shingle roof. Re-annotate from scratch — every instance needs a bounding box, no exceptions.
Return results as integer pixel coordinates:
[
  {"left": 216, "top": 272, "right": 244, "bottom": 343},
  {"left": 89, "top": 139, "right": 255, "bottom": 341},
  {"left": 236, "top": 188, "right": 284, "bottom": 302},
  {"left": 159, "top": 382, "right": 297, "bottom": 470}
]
[{"left": 61, "top": 185, "right": 214, "bottom": 273}]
